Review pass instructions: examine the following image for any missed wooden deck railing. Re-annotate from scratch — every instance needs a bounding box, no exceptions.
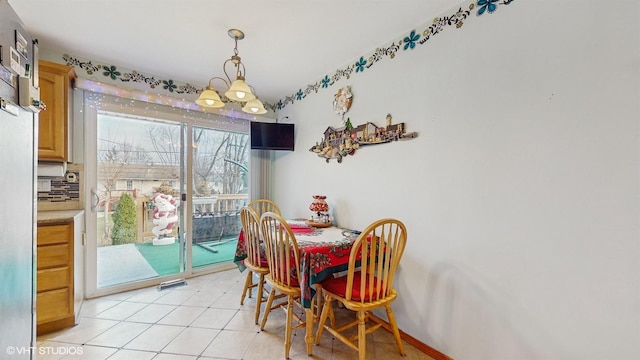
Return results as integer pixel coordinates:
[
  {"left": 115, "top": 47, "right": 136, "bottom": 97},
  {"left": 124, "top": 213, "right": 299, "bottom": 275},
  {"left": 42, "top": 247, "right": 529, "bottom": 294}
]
[
  {"left": 141, "top": 193, "right": 249, "bottom": 243},
  {"left": 192, "top": 193, "right": 249, "bottom": 215}
]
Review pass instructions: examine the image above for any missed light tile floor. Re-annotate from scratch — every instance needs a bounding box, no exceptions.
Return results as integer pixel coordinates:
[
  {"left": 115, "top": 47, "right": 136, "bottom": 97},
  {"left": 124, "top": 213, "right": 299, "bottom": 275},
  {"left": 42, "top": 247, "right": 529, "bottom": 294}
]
[{"left": 36, "top": 268, "right": 435, "bottom": 360}]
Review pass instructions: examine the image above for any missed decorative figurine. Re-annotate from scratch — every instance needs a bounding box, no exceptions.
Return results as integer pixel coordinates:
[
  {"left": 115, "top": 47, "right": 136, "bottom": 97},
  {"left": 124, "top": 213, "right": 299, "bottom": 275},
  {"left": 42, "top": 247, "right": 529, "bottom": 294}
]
[
  {"left": 307, "top": 195, "right": 332, "bottom": 227},
  {"left": 151, "top": 193, "right": 179, "bottom": 245},
  {"left": 333, "top": 86, "right": 352, "bottom": 122}
]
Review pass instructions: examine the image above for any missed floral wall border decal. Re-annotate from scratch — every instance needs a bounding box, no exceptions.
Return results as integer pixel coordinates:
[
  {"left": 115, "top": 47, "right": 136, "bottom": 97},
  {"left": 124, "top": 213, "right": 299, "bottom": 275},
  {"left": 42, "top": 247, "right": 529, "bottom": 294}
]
[
  {"left": 56, "top": 0, "right": 516, "bottom": 113},
  {"left": 62, "top": 54, "right": 199, "bottom": 96},
  {"left": 276, "top": 0, "right": 517, "bottom": 110}
]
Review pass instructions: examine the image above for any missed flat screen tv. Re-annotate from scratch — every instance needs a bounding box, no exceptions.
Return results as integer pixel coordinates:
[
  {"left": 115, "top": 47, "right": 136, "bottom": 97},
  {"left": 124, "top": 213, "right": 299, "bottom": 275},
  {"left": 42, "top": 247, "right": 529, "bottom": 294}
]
[{"left": 250, "top": 121, "right": 295, "bottom": 151}]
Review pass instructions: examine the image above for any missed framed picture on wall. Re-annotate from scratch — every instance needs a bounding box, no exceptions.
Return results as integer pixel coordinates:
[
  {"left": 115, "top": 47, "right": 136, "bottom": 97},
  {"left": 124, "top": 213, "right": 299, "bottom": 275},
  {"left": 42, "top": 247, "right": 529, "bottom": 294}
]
[
  {"left": 15, "top": 30, "right": 28, "bottom": 59},
  {"left": 9, "top": 46, "right": 21, "bottom": 75}
]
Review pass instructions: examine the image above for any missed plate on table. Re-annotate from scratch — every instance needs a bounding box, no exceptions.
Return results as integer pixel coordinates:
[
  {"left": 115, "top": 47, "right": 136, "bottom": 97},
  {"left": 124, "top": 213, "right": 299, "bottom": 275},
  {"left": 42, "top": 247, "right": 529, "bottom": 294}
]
[
  {"left": 341, "top": 229, "right": 361, "bottom": 238},
  {"left": 305, "top": 220, "right": 332, "bottom": 228}
]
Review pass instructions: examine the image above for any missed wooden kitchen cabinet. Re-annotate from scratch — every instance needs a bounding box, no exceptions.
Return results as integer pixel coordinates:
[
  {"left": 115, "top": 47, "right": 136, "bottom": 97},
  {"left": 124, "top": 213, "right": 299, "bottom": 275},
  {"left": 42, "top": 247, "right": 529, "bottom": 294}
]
[
  {"left": 38, "top": 60, "right": 76, "bottom": 162},
  {"left": 37, "top": 221, "right": 75, "bottom": 335}
]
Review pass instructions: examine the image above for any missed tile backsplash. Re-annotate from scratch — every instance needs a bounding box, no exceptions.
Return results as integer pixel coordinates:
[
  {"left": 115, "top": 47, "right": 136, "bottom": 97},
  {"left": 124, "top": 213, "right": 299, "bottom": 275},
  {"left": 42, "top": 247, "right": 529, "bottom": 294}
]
[{"left": 37, "top": 163, "right": 84, "bottom": 211}]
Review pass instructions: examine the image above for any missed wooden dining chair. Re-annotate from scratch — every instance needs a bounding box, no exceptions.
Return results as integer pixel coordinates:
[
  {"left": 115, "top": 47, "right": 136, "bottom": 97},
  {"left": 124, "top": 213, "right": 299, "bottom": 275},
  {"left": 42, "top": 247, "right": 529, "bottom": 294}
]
[
  {"left": 239, "top": 206, "right": 270, "bottom": 324},
  {"left": 314, "top": 218, "right": 408, "bottom": 360},
  {"left": 259, "top": 211, "right": 310, "bottom": 359},
  {"left": 248, "top": 199, "right": 281, "bottom": 217}
]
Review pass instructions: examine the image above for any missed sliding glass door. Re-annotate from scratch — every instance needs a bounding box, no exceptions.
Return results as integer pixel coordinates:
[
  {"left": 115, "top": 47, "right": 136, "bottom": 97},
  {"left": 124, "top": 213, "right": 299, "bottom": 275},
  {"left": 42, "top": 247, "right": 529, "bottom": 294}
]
[
  {"left": 84, "top": 93, "right": 250, "bottom": 296},
  {"left": 191, "top": 126, "right": 248, "bottom": 270},
  {"left": 95, "top": 114, "right": 186, "bottom": 288}
]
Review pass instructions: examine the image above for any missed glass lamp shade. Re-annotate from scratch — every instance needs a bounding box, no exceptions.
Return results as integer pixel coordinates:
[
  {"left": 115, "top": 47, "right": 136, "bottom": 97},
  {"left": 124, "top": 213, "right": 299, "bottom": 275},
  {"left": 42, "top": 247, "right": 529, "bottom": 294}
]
[
  {"left": 225, "top": 79, "right": 256, "bottom": 102},
  {"left": 195, "top": 86, "right": 224, "bottom": 108},
  {"left": 309, "top": 195, "right": 329, "bottom": 213},
  {"left": 242, "top": 98, "right": 267, "bottom": 114}
]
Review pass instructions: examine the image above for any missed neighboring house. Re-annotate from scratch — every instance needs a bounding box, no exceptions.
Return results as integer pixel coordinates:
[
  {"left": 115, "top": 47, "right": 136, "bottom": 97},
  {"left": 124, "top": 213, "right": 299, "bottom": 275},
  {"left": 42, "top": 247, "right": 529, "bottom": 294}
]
[
  {"left": 99, "top": 163, "right": 180, "bottom": 198},
  {"left": 98, "top": 163, "right": 227, "bottom": 201}
]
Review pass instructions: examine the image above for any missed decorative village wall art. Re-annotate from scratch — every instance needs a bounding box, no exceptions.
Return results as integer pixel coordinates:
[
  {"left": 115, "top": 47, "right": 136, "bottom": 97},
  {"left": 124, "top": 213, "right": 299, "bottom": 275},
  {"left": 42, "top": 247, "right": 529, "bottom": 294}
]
[{"left": 309, "top": 113, "right": 418, "bottom": 163}]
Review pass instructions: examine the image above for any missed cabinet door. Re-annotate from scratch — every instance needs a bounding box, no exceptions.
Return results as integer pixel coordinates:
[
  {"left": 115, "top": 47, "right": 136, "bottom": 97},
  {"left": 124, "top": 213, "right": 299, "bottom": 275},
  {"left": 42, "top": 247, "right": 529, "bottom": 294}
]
[
  {"left": 37, "top": 267, "right": 71, "bottom": 292},
  {"left": 37, "top": 288, "right": 72, "bottom": 323},
  {"left": 38, "top": 222, "right": 73, "bottom": 245},
  {"left": 38, "top": 61, "right": 75, "bottom": 162},
  {"left": 37, "top": 244, "right": 71, "bottom": 269},
  {"left": 36, "top": 221, "right": 75, "bottom": 333}
]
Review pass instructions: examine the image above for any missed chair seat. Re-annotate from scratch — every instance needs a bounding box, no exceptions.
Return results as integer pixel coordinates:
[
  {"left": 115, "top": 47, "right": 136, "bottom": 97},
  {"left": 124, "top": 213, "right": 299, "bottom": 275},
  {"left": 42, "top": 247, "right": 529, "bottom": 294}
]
[
  {"left": 321, "top": 271, "right": 384, "bottom": 301},
  {"left": 250, "top": 258, "right": 269, "bottom": 268},
  {"left": 244, "top": 260, "right": 269, "bottom": 273}
]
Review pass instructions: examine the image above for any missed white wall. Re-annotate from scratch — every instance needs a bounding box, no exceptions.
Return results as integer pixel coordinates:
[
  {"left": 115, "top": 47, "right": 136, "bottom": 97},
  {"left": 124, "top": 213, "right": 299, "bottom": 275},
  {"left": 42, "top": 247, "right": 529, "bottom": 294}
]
[{"left": 273, "top": 1, "right": 639, "bottom": 359}]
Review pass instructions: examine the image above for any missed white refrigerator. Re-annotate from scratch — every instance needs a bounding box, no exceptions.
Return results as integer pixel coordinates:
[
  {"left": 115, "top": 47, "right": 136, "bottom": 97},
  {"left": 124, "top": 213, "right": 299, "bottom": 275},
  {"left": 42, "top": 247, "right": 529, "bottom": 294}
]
[{"left": 0, "top": 1, "right": 38, "bottom": 358}]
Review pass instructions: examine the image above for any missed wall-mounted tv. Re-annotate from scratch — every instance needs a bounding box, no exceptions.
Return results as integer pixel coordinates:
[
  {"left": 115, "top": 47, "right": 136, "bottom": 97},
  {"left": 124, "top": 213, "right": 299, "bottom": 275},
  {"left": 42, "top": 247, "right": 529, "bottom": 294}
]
[{"left": 250, "top": 121, "right": 295, "bottom": 151}]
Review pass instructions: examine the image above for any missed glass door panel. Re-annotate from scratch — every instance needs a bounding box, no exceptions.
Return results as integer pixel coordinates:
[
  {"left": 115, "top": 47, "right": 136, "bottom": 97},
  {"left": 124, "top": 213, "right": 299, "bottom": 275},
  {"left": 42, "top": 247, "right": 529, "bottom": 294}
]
[
  {"left": 96, "top": 113, "right": 184, "bottom": 288},
  {"left": 191, "top": 127, "right": 249, "bottom": 269}
]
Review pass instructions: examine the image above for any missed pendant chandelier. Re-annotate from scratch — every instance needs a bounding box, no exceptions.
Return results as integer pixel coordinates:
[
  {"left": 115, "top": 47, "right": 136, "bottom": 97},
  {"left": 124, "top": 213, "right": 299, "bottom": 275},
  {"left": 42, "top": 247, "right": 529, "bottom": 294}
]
[{"left": 195, "top": 29, "right": 267, "bottom": 115}]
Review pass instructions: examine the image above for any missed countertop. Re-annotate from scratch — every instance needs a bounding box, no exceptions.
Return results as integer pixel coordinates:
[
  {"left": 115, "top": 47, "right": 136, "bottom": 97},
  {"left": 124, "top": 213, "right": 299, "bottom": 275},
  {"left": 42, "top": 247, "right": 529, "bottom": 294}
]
[{"left": 37, "top": 209, "right": 85, "bottom": 225}]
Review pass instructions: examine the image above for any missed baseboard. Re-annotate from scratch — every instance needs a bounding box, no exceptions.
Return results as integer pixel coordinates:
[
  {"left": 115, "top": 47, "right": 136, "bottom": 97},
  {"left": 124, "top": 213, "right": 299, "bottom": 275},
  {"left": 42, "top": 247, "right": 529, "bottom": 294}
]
[
  {"left": 37, "top": 315, "right": 75, "bottom": 336},
  {"left": 370, "top": 313, "right": 453, "bottom": 360}
]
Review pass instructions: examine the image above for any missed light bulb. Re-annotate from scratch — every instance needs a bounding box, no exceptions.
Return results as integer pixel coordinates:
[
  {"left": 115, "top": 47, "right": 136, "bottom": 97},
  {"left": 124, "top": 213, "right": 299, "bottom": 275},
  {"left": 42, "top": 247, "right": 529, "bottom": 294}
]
[
  {"left": 236, "top": 91, "right": 246, "bottom": 99},
  {"left": 205, "top": 99, "right": 215, "bottom": 106},
  {"left": 250, "top": 107, "right": 259, "bottom": 113}
]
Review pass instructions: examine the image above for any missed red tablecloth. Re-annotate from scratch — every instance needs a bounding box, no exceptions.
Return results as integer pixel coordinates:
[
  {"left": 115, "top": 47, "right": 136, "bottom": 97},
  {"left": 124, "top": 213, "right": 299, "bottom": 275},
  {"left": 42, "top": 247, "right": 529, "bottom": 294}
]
[{"left": 234, "top": 221, "right": 360, "bottom": 308}]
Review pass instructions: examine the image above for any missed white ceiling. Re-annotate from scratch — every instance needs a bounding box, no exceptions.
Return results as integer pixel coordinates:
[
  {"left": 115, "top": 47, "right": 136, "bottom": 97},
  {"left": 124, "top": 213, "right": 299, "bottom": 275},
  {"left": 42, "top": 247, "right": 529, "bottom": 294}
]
[{"left": 9, "top": 0, "right": 462, "bottom": 104}]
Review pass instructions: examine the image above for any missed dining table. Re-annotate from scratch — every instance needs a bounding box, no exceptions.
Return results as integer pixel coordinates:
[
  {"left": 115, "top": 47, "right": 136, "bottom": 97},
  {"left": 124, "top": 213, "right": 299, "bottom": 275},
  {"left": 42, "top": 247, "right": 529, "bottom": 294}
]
[{"left": 233, "top": 218, "right": 361, "bottom": 355}]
